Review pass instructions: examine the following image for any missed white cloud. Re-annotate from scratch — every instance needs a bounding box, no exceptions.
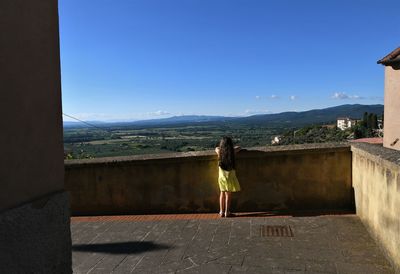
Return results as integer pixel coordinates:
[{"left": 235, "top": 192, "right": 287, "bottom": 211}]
[
  {"left": 331, "top": 92, "right": 349, "bottom": 99},
  {"left": 289, "top": 95, "right": 297, "bottom": 100},
  {"left": 63, "top": 110, "right": 172, "bottom": 122},
  {"left": 244, "top": 109, "right": 271, "bottom": 115},
  {"left": 149, "top": 110, "right": 171, "bottom": 116},
  {"left": 331, "top": 92, "right": 364, "bottom": 100},
  {"left": 270, "top": 94, "right": 279, "bottom": 99},
  {"left": 255, "top": 95, "right": 261, "bottom": 100}
]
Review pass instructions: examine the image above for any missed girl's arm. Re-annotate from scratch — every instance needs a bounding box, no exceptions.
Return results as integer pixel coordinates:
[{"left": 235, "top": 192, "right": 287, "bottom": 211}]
[{"left": 215, "top": 147, "right": 220, "bottom": 156}]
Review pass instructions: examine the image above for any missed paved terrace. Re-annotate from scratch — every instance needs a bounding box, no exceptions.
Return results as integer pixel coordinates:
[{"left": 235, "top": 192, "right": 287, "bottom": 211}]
[{"left": 71, "top": 213, "right": 395, "bottom": 274}]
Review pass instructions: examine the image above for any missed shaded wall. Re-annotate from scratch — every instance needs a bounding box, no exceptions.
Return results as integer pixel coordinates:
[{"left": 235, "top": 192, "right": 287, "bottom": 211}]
[
  {"left": 383, "top": 66, "right": 400, "bottom": 151},
  {"left": 352, "top": 143, "right": 400, "bottom": 271},
  {"left": 65, "top": 144, "right": 354, "bottom": 215},
  {"left": 0, "top": 0, "right": 71, "bottom": 273},
  {"left": 0, "top": 0, "right": 65, "bottom": 210}
]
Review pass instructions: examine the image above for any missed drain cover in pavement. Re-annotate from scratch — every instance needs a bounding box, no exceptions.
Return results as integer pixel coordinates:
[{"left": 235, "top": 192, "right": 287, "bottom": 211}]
[{"left": 260, "top": 225, "right": 294, "bottom": 237}]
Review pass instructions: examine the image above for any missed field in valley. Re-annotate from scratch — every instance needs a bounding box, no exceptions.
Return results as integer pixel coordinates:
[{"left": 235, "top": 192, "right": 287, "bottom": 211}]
[{"left": 63, "top": 124, "right": 283, "bottom": 158}]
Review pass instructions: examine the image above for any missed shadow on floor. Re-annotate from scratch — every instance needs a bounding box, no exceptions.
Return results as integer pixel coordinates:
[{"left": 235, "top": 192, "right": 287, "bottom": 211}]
[
  {"left": 235, "top": 210, "right": 355, "bottom": 218},
  {"left": 72, "top": 241, "right": 171, "bottom": 254}
]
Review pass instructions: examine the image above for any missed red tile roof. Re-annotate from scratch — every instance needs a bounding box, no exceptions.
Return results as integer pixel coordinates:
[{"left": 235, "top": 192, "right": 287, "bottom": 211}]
[
  {"left": 349, "top": 137, "right": 383, "bottom": 144},
  {"left": 377, "top": 47, "right": 400, "bottom": 66}
]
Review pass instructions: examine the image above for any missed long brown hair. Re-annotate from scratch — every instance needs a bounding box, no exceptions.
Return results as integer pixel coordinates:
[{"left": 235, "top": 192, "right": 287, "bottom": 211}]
[{"left": 218, "top": 136, "right": 235, "bottom": 171}]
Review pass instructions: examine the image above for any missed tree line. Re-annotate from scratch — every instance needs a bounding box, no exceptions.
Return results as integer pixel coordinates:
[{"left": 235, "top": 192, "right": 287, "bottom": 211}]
[{"left": 353, "top": 112, "right": 382, "bottom": 138}]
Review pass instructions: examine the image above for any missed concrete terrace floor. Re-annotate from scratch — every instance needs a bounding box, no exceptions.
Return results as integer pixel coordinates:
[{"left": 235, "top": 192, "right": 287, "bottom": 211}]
[{"left": 71, "top": 213, "right": 395, "bottom": 274}]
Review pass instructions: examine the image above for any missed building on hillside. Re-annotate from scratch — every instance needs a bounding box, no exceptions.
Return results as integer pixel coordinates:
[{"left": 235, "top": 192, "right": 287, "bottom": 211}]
[
  {"left": 377, "top": 47, "right": 400, "bottom": 151},
  {"left": 337, "top": 117, "right": 357, "bottom": 130}
]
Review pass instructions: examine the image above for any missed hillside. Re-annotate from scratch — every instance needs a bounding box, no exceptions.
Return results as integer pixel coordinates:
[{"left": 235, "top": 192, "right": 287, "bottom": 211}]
[
  {"left": 63, "top": 104, "right": 384, "bottom": 129},
  {"left": 231, "top": 104, "right": 383, "bottom": 127}
]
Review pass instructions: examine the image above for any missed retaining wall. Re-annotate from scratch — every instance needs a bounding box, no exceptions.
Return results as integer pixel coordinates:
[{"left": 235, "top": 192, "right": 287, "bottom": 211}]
[
  {"left": 65, "top": 143, "right": 353, "bottom": 215},
  {"left": 352, "top": 143, "right": 400, "bottom": 272}
]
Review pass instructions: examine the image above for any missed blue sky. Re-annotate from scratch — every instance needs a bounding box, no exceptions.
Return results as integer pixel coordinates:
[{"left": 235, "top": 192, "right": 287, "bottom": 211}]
[{"left": 59, "top": 0, "right": 399, "bottom": 121}]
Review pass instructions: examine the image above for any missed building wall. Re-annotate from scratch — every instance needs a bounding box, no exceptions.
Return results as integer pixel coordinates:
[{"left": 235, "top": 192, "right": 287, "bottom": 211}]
[
  {"left": 65, "top": 144, "right": 354, "bottom": 215},
  {"left": 337, "top": 118, "right": 355, "bottom": 131},
  {"left": 383, "top": 66, "right": 400, "bottom": 151},
  {"left": 337, "top": 119, "right": 346, "bottom": 130},
  {"left": 0, "top": 192, "right": 71, "bottom": 273},
  {"left": 352, "top": 143, "right": 400, "bottom": 271},
  {"left": 0, "top": 0, "right": 71, "bottom": 272},
  {"left": 0, "top": 0, "right": 65, "bottom": 210}
]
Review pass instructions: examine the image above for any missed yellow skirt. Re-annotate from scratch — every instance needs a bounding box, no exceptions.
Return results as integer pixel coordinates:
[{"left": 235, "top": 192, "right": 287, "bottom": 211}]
[{"left": 218, "top": 167, "right": 241, "bottom": 192}]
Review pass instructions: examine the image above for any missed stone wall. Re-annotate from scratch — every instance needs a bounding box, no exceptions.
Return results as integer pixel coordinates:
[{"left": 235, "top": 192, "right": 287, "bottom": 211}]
[
  {"left": 0, "top": 192, "right": 71, "bottom": 273},
  {"left": 65, "top": 144, "right": 354, "bottom": 215},
  {"left": 352, "top": 143, "right": 400, "bottom": 271}
]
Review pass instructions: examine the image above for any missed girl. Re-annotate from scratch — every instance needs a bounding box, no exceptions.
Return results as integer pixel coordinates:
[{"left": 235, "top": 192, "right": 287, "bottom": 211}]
[{"left": 215, "top": 136, "right": 241, "bottom": 217}]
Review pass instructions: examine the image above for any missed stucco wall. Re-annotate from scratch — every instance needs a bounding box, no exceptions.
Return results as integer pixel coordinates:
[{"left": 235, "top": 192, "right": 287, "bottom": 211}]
[
  {"left": 65, "top": 144, "right": 354, "bottom": 215},
  {"left": 0, "top": 0, "right": 65, "bottom": 211},
  {"left": 383, "top": 66, "right": 400, "bottom": 151},
  {"left": 0, "top": 1, "right": 71, "bottom": 272},
  {"left": 352, "top": 143, "right": 400, "bottom": 271}
]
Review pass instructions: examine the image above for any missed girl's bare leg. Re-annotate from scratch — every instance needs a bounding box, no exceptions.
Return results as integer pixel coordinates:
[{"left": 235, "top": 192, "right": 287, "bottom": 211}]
[
  {"left": 225, "top": 192, "right": 232, "bottom": 216},
  {"left": 219, "top": 192, "right": 226, "bottom": 215}
]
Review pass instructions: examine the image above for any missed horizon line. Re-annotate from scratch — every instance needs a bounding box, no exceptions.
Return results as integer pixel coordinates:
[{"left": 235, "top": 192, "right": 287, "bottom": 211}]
[{"left": 62, "top": 103, "right": 384, "bottom": 124}]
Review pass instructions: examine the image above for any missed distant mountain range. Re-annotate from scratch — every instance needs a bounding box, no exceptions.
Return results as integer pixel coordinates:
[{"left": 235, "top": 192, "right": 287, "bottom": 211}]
[
  {"left": 233, "top": 104, "right": 384, "bottom": 127},
  {"left": 63, "top": 104, "right": 384, "bottom": 129},
  {"left": 120, "top": 115, "right": 235, "bottom": 126},
  {"left": 63, "top": 115, "right": 234, "bottom": 128}
]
